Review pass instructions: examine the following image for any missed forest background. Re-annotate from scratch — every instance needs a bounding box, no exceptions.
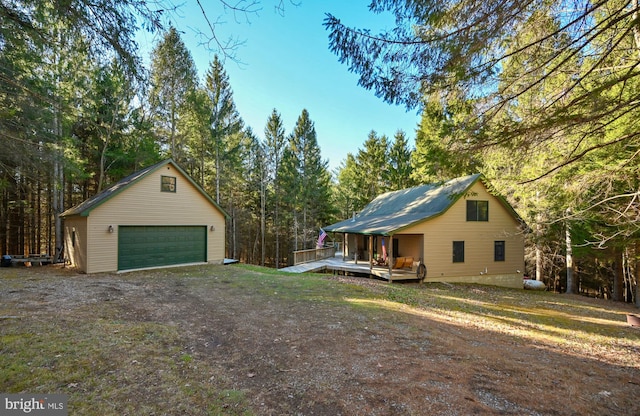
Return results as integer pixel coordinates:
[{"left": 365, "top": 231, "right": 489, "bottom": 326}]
[{"left": 1, "top": 0, "right": 638, "bottom": 305}]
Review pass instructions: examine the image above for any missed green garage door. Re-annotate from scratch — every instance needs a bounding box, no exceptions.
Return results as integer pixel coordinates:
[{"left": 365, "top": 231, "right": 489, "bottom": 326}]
[{"left": 118, "top": 226, "right": 206, "bottom": 271}]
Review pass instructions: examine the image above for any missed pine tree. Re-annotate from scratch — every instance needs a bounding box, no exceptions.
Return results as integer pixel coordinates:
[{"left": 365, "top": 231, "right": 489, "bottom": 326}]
[
  {"left": 240, "top": 128, "right": 268, "bottom": 265},
  {"left": 356, "top": 131, "right": 389, "bottom": 202},
  {"left": 205, "top": 55, "right": 244, "bottom": 203},
  {"left": 149, "top": 27, "right": 198, "bottom": 162},
  {"left": 411, "top": 93, "right": 479, "bottom": 184},
  {"left": 264, "top": 109, "right": 286, "bottom": 267},
  {"left": 332, "top": 154, "right": 362, "bottom": 220},
  {"left": 288, "top": 109, "right": 332, "bottom": 249},
  {"left": 387, "top": 130, "right": 415, "bottom": 190}
]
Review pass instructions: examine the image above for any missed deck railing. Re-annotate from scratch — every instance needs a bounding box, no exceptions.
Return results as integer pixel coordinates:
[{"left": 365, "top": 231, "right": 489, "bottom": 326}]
[{"left": 293, "top": 246, "right": 336, "bottom": 265}]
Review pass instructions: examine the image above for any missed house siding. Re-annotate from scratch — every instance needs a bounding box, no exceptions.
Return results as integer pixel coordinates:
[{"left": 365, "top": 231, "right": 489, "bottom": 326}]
[
  {"left": 402, "top": 182, "right": 524, "bottom": 288},
  {"left": 63, "top": 216, "right": 88, "bottom": 272},
  {"left": 75, "top": 164, "right": 225, "bottom": 273}
]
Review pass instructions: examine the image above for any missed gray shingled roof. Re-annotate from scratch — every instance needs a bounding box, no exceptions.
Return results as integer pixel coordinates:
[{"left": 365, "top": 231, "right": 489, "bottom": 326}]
[
  {"left": 60, "top": 159, "right": 227, "bottom": 218},
  {"left": 324, "top": 174, "right": 517, "bottom": 235}
]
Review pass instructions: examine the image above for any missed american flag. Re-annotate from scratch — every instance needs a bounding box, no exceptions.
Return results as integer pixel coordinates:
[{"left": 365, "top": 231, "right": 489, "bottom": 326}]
[
  {"left": 381, "top": 237, "right": 387, "bottom": 261},
  {"left": 317, "top": 228, "right": 327, "bottom": 248}
]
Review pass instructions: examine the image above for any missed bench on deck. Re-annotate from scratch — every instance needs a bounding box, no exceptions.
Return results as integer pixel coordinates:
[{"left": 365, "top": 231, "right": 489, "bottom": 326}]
[
  {"left": 392, "top": 256, "right": 415, "bottom": 270},
  {"left": 8, "top": 254, "right": 53, "bottom": 267}
]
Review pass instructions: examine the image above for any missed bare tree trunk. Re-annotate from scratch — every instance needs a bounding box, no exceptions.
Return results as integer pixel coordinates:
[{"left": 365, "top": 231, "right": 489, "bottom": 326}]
[
  {"left": 170, "top": 106, "right": 177, "bottom": 160},
  {"left": 200, "top": 136, "right": 205, "bottom": 186},
  {"left": 29, "top": 179, "right": 35, "bottom": 254},
  {"left": 633, "top": 0, "right": 640, "bottom": 57},
  {"left": 97, "top": 102, "right": 118, "bottom": 193},
  {"left": 613, "top": 249, "right": 624, "bottom": 301},
  {"left": 260, "top": 171, "right": 266, "bottom": 267},
  {"left": 535, "top": 245, "right": 543, "bottom": 281},
  {"left": 37, "top": 175, "right": 42, "bottom": 254},
  {"left": 293, "top": 214, "right": 299, "bottom": 251},
  {"left": 535, "top": 194, "right": 543, "bottom": 281},
  {"left": 97, "top": 139, "right": 107, "bottom": 193},
  {"left": 275, "top": 202, "right": 279, "bottom": 269},
  {"left": 215, "top": 145, "right": 220, "bottom": 204},
  {"left": 303, "top": 202, "right": 308, "bottom": 249},
  {"left": 565, "top": 213, "right": 574, "bottom": 294},
  {"left": 231, "top": 199, "right": 237, "bottom": 261},
  {"left": 635, "top": 241, "right": 639, "bottom": 308},
  {"left": 53, "top": 157, "right": 64, "bottom": 262},
  {"left": 0, "top": 186, "right": 6, "bottom": 255}
]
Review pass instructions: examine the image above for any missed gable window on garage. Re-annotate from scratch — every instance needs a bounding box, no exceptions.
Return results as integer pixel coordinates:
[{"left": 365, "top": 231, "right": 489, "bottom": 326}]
[
  {"left": 161, "top": 175, "right": 176, "bottom": 192},
  {"left": 453, "top": 241, "right": 465, "bottom": 263},
  {"left": 467, "top": 200, "right": 489, "bottom": 221},
  {"left": 494, "top": 240, "right": 505, "bottom": 261}
]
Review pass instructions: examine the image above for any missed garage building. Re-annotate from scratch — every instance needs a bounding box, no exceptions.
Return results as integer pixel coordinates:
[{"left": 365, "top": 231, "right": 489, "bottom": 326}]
[{"left": 61, "top": 159, "right": 227, "bottom": 273}]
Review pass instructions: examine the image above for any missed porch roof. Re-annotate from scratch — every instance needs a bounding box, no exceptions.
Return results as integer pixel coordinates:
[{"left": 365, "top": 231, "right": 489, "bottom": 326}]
[
  {"left": 325, "top": 211, "right": 439, "bottom": 235},
  {"left": 325, "top": 173, "right": 515, "bottom": 235}
]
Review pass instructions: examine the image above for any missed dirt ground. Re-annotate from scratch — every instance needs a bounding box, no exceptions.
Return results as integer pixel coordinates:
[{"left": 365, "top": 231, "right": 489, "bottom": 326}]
[{"left": 1, "top": 264, "right": 639, "bottom": 415}]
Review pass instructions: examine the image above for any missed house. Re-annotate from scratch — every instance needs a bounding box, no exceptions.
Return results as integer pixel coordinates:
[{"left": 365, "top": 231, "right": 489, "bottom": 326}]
[
  {"left": 324, "top": 174, "right": 526, "bottom": 288},
  {"left": 60, "top": 159, "right": 227, "bottom": 273}
]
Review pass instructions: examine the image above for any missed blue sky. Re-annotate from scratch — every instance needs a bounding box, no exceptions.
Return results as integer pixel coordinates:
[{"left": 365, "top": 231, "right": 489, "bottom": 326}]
[{"left": 137, "top": 1, "right": 420, "bottom": 172}]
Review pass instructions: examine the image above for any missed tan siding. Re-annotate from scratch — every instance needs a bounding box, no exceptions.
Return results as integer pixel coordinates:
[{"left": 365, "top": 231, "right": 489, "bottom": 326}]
[
  {"left": 63, "top": 216, "right": 88, "bottom": 272},
  {"left": 392, "top": 234, "right": 422, "bottom": 259},
  {"left": 85, "top": 164, "right": 225, "bottom": 273},
  {"left": 402, "top": 182, "right": 524, "bottom": 286}
]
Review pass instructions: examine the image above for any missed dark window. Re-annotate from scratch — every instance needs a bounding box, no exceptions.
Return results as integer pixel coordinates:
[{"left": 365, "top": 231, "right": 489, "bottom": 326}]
[
  {"left": 494, "top": 241, "right": 505, "bottom": 261},
  {"left": 467, "top": 200, "right": 489, "bottom": 221},
  {"left": 161, "top": 175, "right": 176, "bottom": 192},
  {"left": 453, "top": 241, "right": 465, "bottom": 263}
]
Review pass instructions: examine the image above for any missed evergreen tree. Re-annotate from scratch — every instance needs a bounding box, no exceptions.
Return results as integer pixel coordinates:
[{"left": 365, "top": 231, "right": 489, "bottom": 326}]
[
  {"left": 288, "top": 109, "right": 332, "bottom": 249},
  {"left": 279, "top": 141, "right": 299, "bottom": 257},
  {"left": 180, "top": 86, "right": 213, "bottom": 184},
  {"left": 331, "top": 154, "right": 363, "bottom": 221},
  {"left": 326, "top": 0, "right": 640, "bottom": 242},
  {"left": 387, "top": 130, "right": 415, "bottom": 190},
  {"left": 356, "top": 131, "right": 389, "bottom": 202},
  {"left": 411, "top": 93, "right": 479, "bottom": 184},
  {"left": 264, "top": 109, "right": 286, "bottom": 267},
  {"left": 240, "top": 128, "right": 268, "bottom": 265},
  {"left": 73, "top": 59, "right": 137, "bottom": 195},
  {"left": 205, "top": 55, "right": 244, "bottom": 203},
  {"left": 332, "top": 131, "right": 392, "bottom": 222},
  {"left": 149, "top": 26, "right": 198, "bottom": 162}
]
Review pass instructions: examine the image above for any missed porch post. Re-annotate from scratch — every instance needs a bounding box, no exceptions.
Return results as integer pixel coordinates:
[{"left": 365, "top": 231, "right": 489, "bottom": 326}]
[
  {"left": 388, "top": 235, "right": 394, "bottom": 282},
  {"left": 354, "top": 235, "right": 358, "bottom": 264},
  {"left": 343, "top": 233, "right": 347, "bottom": 261},
  {"left": 368, "top": 234, "right": 373, "bottom": 272},
  {"left": 420, "top": 234, "right": 425, "bottom": 284}
]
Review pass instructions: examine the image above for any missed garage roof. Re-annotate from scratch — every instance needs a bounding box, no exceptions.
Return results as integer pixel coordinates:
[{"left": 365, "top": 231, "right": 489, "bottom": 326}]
[
  {"left": 324, "top": 174, "right": 521, "bottom": 235},
  {"left": 60, "top": 159, "right": 228, "bottom": 218}
]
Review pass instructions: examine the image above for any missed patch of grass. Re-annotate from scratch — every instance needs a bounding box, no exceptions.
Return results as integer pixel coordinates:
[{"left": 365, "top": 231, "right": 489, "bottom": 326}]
[
  {"left": 209, "top": 390, "right": 252, "bottom": 415},
  {"left": 191, "top": 266, "right": 640, "bottom": 362},
  {"left": 0, "top": 311, "right": 252, "bottom": 415},
  {"left": 337, "top": 279, "right": 640, "bottom": 367}
]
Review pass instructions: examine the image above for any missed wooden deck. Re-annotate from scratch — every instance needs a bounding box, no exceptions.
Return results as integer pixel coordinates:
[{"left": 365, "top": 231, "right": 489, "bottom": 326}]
[{"left": 280, "top": 253, "right": 420, "bottom": 282}]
